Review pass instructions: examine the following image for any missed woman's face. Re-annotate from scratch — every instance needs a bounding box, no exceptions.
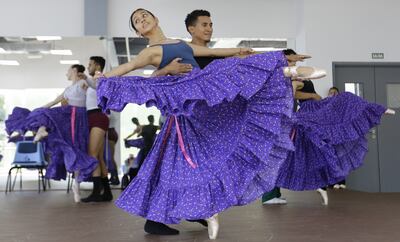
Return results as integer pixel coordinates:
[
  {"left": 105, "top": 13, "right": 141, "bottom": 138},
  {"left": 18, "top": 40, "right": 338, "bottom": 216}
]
[{"left": 132, "top": 10, "right": 158, "bottom": 36}]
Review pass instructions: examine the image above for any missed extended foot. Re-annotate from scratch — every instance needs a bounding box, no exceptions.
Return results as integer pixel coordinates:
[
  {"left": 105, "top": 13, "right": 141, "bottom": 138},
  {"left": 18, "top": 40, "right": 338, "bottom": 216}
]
[
  {"left": 33, "top": 127, "right": 48, "bottom": 143},
  {"left": 284, "top": 66, "right": 326, "bottom": 80},
  {"left": 81, "top": 193, "right": 103, "bottom": 203},
  {"left": 205, "top": 214, "right": 219, "bottom": 240},
  {"left": 385, "top": 109, "right": 395, "bottom": 115},
  {"left": 144, "top": 220, "right": 179, "bottom": 235},
  {"left": 262, "top": 197, "right": 287, "bottom": 205},
  {"left": 72, "top": 181, "right": 81, "bottom": 203},
  {"left": 317, "top": 188, "right": 328, "bottom": 205},
  {"left": 187, "top": 219, "right": 208, "bottom": 227}
]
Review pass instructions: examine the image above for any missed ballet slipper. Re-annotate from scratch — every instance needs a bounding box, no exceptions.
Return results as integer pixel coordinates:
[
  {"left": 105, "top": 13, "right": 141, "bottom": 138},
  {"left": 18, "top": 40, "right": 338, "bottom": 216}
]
[
  {"left": 385, "top": 109, "right": 395, "bottom": 115},
  {"left": 205, "top": 214, "right": 219, "bottom": 240},
  {"left": 284, "top": 66, "right": 326, "bottom": 80},
  {"left": 317, "top": 188, "right": 328, "bottom": 206}
]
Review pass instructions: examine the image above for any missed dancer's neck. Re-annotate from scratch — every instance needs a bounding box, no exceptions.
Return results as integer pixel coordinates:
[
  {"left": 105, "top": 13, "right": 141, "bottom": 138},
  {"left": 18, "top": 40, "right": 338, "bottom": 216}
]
[
  {"left": 146, "top": 28, "right": 167, "bottom": 46},
  {"left": 191, "top": 38, "right": 208, "bottom": 47}
]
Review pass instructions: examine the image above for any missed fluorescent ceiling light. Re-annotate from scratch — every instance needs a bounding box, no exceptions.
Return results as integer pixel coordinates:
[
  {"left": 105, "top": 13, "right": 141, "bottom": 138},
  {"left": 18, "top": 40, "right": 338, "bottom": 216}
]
[
  {"left": 36, "top": 36, "right": 62, "bottom": 41},
  {"left": 0, "top": 60, "right": 20, "bottom": 66},
  {"left": 50, "top": 49, "right": 72, "bottom": 55},
  {"left": 27, "top": 55, "right": 43, "bottom": 59},
  {"left": 60, "top": 60, "right": 80, "bottom": 64},
  {"left": 143, "top": 70, "right": 154, "bottom": 75}
]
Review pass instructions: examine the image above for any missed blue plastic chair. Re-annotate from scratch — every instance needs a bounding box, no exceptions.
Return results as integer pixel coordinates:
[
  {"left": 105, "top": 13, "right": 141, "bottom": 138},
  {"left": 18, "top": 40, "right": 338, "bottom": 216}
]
[{"left": 5, "top": 141, "right": 48, "bottom": 193}]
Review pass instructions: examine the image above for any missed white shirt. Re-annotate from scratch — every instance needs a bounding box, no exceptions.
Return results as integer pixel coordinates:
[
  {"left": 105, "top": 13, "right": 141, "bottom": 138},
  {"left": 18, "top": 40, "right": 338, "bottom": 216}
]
[
  {"left": 86, "top": 87, "right": 98, "bottom": 111},
  {"left": 63, "top": 79, "right": 86, "bottom": 107},
  {"left": 108, "top": 111, "right": 119, "bottom": 128}
]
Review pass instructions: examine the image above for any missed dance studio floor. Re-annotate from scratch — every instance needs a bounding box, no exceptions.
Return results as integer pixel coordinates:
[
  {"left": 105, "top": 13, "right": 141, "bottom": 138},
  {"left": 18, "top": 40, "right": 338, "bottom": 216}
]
[{"left": 1, "top": 178, "right": 400, "bottom": 242}]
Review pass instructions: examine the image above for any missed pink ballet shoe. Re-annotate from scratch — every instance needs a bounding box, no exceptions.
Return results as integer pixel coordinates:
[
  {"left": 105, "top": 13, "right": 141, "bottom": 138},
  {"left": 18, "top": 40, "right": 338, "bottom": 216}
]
[{"left": 285, "top": 66, "right": 326, "bottom": 80}]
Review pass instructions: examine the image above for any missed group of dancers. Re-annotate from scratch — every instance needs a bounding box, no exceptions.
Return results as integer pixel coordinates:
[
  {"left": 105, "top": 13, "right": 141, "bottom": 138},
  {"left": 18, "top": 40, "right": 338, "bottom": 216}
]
[
  {"left": 5, "top": 8, "right": 395, "bottom": 240},
  {"left": 6, "top": 57, "right": 116, "bottom": 203}
]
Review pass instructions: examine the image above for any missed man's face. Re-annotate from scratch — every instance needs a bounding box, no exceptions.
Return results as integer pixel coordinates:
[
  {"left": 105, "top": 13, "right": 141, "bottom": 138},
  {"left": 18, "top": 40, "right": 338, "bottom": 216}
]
[
  {"left": 189, "top": 16, "right": 213, "bottom": 43},
  {"left": 87, "top": 60, "right": 97, "bottom": 76}
]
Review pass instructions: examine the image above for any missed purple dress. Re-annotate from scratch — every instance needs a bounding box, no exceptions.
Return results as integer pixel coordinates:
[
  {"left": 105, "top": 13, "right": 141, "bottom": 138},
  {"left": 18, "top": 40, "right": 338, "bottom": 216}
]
[
  {"left": 276, "top": 92, "right": 386, "bottom": 190},
  {"left": 125, "top": 138, "right": 145, "bottom": 167},
  {"left": 97, "top": 50, "right": 294, "bottom": 224},
  {"left": 5, "top": 106, "right": 97, "bottom": 182}
]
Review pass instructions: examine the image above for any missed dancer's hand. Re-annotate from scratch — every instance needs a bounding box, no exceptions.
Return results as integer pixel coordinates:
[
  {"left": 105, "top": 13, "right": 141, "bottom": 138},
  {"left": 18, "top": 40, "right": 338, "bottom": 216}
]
[
  {"left": 78, "top": 73, "right": 88, "bottom": 80},
  {"left": 81, "top": 82, "right": 89, "bottom": 91},
  {"left": 286, "top": 54, "right": 311, "bottom": 63},
  {"left": 239, "top": 47, "right": 254, "bottom": 55},
  {"left": 94, "top": 71, "right": 105, "bottom": 80},
  {"left": 161, "top": 58, "right": 193, "bottom": 76}
]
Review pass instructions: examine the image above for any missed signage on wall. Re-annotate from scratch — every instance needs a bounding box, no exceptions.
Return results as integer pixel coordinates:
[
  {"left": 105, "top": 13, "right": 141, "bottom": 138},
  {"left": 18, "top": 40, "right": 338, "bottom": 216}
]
[{"left": 371, "top": 53, "right": 384, "bottom": 59}]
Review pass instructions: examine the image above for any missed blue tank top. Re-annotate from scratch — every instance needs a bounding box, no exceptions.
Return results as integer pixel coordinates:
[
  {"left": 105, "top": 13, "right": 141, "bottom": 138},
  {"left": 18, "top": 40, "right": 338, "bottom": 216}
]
[{"left": 156, "top": 40, "right": 200, "bottom": 69}]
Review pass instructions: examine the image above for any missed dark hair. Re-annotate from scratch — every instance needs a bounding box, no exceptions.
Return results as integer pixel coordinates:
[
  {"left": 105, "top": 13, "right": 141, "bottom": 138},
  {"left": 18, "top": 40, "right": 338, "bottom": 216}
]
[
  {"left": 129, "top": 8, "right": 156, "bottom": 32},
  {"left": 329, "top": 86, "right": 339, "bottom": 92},
  {"left": 283, "top": 49, "right": 297, "bottom": 55},
  {"left": 131, "top": 117, "right": 139, "bottom": 125},
  {"left": 71, "top": 64, "right": 85, "bottom": 73},
  {"left": 147, "top": 115, "right": 154, "bottom": 123},
  {"left": 90, "top": 56, "right": 106, "bottom": 71},
  {"left": 184, "top": 10, "right": 211, "bottom": 33}
]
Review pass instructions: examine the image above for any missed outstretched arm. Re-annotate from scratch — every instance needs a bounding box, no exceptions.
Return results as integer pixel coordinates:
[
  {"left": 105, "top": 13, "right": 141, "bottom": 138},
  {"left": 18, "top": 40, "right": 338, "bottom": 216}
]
[
  {"left": 102, "top": 48, "right": 159, "bottom": 78},
  {"left": 189, "top": 44, "right": 253, "bottom": 57},
  {"left": 42, "top": 92, "right": 65, "bottom": 108}
]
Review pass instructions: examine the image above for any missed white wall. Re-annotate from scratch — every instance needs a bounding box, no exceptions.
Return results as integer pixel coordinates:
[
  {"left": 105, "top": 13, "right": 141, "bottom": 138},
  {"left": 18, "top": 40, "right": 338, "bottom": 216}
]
[
  {"left": 0, "top": 0, "right": 84, "bottom": 36},
  {"left": 107, "top": 0, "right": 299, "bottom": 38},
  {"left": 303, "top": 0, "right": 400, "bottom": 96},
  {"left": 0, "top": 37, "right": 107, "bottom": 89}
]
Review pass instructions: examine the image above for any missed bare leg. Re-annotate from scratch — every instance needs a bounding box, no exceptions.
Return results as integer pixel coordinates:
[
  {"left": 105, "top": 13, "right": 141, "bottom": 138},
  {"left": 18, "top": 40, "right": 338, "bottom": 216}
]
[{"left": 292, "top": 81, "right": 304, "bottom": 95}]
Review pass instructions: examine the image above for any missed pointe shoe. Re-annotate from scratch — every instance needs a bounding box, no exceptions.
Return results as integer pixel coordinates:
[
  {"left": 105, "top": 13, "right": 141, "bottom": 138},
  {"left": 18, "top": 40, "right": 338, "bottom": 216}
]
[
  {"left": 385, "top": 109, "right": 396, "bottom": 115},
  {"left": 205, "top": 214, "right": 219, "bottom": 240},
  {"left": 33, "top": 128, "right": 48, "bottom": 143},
  {"left": 72, "top": 180, "right": 81, "bottom": 203},
  {"left": 285, "top": 66, "right": 326, "bottom": 80},
  {"left": 317, "top": 188, "right": 328, "bottom": 206}
]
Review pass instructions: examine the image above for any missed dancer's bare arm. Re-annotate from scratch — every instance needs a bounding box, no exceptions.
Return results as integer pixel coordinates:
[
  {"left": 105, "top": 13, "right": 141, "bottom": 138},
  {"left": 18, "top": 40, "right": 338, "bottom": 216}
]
[
  {"left": 295, "top": 91, "right": 321, "bottom": 101},
  {"left": 102, "top": 47, "right": 161, "bottom": 78},
  {"left": 42, "top": 93, "right": 65, "bottom": 108},
  {"left": 189, "top": 44, "right": 253, "bottom": 57}
]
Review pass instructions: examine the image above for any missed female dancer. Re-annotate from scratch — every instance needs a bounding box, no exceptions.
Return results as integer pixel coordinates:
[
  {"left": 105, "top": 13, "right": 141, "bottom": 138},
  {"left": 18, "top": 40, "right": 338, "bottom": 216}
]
[
  {"left": 95, "top": 8, "right": 325, "bottom": 240},
  {"left": 5, "top": 65, "right": 97, "bottom": 202}
]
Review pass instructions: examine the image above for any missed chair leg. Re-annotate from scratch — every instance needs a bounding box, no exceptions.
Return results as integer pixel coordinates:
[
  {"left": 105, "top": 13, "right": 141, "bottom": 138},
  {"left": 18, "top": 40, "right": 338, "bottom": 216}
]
[
  {"left": 5, "top": 168, "right": 12, "bottom": 194},
  {"left": 67, "top": 173, "right": 73, "bottom": 194},
  {"left": 40, "top": 169, "right": 46, "bottom": 191},
  {"left": 11, "top": 168, "right": 19, "bottom": 191},
  {"left": 20, "top": 168, "right": 23, "bottom": 190}
]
